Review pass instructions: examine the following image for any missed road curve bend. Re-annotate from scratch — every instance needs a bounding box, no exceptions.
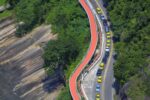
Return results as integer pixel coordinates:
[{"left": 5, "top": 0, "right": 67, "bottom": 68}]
[{"left": 69, "top": 0, "right": 98, "bottom": 99}]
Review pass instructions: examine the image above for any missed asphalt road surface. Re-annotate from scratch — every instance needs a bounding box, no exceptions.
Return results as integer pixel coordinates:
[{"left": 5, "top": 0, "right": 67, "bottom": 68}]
[
  {"left": 81, "top": 0, "right": 106, "bottom": 100},
  {"left": 81, "top": 0, "right": 114, "bottom": 100},
  {"left": 103, "top": 54, "right": 114, "bottom": 100},
  {"left": 69, "top": 0, "right": 98, "bottom": 99},
  {"left": 95, "top": 0, "right": 114, "bottom": 100}
]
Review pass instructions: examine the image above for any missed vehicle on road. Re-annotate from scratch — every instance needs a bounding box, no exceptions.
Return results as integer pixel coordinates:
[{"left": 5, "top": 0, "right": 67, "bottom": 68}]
[
  {"left": 106, "top": 35, "right": 111, "bottom": 38},
  {"left": 103, "top": 20, "right": 109, "bottom": 32},
  {"left": 106, "top": 32, "right": 111, "bottom": 35},
  {"left": 96, "top": 98, "right": 100, "bottom": 100},
  {"left": 99, "top": 62, "right": 104, "bottom": 69},
  {"left": 103, "top": 2, "right": 108, "bottom": 8},
  {"left": 100, "top": 15, "right": 105, "bottom": 20},
  {"left": 106, "top": 43, "right": 110, "bottom": 47},
  {"left": 96, "top": 68, "right": 102, "bottom": 76},
  {"left": 102, "top": 52, "right": 109, "bottom": 63},
  {"left": 96, "top": 93, "right": 100, "bottom": 100},
  {"left": 105, "top": 51, "right": 110, "bottom": 57},
  {"left": 103, "top": 19, "right": 107, "bottom": 26},
  {"left": 107, "top": 39, "right": 111, "bottom": 43},
  {"left": 96, "top": 84, "right": 100, "bottom": 92},
  {"left": 99, "top": 62, "right": 104, "bottom": 67},
  {"left": 105, "top": 25, "right": 109, "bottom": 32},
  {"left": 96, "top": 93, "right": 100, "bottom": 97},
  {"left": 97, "top": 76, "right": 102, "bottom": 83},
  {"left": 96, "top": 7, "right": 102, "bottom": 14},
  {"left": 105, "top": 47, "right": 110, "bottom": 52}
]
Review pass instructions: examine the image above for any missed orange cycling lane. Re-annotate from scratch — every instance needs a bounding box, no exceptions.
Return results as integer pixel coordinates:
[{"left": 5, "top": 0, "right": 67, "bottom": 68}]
[{"left": 69, "top": 0, "right": 98, "bottom": 100}]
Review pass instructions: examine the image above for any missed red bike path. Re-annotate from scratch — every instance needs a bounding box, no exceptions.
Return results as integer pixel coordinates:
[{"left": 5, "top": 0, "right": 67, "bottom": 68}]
[{"left": 69, "top": 0, "right": 98, "bottom": 99}]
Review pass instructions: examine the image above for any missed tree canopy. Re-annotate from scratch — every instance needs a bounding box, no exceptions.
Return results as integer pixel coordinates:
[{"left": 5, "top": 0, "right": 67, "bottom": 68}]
[{"left": 104, "top": 0, "right": 150, "bottom": 98}]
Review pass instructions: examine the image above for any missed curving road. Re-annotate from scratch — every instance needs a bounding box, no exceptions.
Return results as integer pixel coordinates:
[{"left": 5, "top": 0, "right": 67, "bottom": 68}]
[
  {"left": 81, "top": 0, "right": 114, "bottom": 100},
  {"left": 80, "top": 0, "right": 106, "bottom": 100},
  {"left": 69, "top": 0, "right": 98, "bottom": 99},
  {"left": 94, "top": 1, "right": 114, "bottom": 100}
]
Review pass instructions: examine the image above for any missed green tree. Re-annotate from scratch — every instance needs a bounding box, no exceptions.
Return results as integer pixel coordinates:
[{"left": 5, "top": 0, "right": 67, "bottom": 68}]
[{"left": 106, "top": 0, "right": 150, "bottom": 98}]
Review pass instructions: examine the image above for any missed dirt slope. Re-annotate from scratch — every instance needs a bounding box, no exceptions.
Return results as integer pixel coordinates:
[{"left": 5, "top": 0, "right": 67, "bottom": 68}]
[{"left": 0, "top": 18, "right": 62, "bottom": 100}]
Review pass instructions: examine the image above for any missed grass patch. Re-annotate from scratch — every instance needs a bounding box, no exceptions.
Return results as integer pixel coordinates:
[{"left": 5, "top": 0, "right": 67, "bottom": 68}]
[
  {"left": 0, "top": 10, "right": 12, "bottom": 19},
  {"left": 0, "top": 0, "right": 6, "bottom": 6}
]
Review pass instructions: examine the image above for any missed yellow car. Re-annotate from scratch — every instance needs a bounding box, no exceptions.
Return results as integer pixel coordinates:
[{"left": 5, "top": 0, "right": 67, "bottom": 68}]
[
  {"left": 99, "top": 62, "right": 104, "bottom": 67},
  {"left": 97, "top": 76, "right": 102, "bottom": 83},
  {"left": 99, "top": 62, "right": 104, "bottom": 69},
  {"left": 98, "top": 76, "right": 102, "bottom": 79},
  {"left": 97, "top": 79, "right": 102, "bottom": 83},
  {"left": 106, "top": 35, "right": 111, "bottom": 38},
  {"left": 107, "top": 39, "right": 111, "bottom": 43},
  {"left": 106, "top": 43, "right": 110, "bottom": 47},
  {"left": 96, "top": 93, "right": 100, "bottom": 98},
  {"left": 96, "top": 7, "right": 102, "bottom": 14},
  {"left": 106, "top": 32, "right": 111, "bottom": 35},
  {"left": 96, "top": 98, "right": 100, "bottom": 100},
  {"left": 96, "top": 94, "right": 100, "bottom": 100}
]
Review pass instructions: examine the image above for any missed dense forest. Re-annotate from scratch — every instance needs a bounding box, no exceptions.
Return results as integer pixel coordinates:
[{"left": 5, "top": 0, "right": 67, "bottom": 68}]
[
  {"left": 5, "top": 0, "right": 90, "bottom": 99},
  {"left": 104, "top": 0, "right": 150, "bottom": 99}
]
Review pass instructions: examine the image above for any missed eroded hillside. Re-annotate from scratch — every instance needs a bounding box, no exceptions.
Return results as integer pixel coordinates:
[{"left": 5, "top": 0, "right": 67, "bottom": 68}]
[{"left": 0, "top": 17, "right": 63, "bottom": 100}]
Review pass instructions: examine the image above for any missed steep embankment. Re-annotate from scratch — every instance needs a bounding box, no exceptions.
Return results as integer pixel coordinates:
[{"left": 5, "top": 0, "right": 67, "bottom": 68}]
[{"left": 0, "top": 17, "right": 62, "bottom": 100}]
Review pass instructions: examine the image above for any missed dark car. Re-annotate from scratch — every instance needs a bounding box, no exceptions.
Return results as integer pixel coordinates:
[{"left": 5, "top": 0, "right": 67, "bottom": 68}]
[
  {"left": 96, "top": 68, "right": 102, "bottom": 76},
  {"left": 103, "top": 19, "right": 108, "bottom": 26},
  {"left": 103, "top": 3, "right": 108, "bottom": 8},
  {"left": 105, "top": 25, "right": 109, "bottom": 33},
  {"left": 105, "top": 51, "right": 110, "bottom": 57},
  {"left": 102, "top": 52, "right": 109, "bottom": 64}
]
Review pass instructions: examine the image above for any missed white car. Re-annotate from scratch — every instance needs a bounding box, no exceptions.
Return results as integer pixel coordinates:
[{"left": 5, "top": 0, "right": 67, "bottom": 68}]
[{"left": 105, "top": 47, "right": 110, "bottom": 52}]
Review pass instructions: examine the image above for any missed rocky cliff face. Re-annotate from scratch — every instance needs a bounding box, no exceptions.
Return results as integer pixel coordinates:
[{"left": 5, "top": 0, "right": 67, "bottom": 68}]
[{"left": 0, "top": 17, "right": 62, "bottom": 100}]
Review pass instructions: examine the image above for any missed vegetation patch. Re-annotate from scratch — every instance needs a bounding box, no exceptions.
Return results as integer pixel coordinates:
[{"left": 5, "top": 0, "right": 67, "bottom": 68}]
[
  {"left": 0, "top": 10, "right": 12, "bottom": 19},
  {"left": 0, "top": 0, "right": 6, "bottom": 6},
  {"left": 104, "top": 0, "right": 150, "bottom": 98}
]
